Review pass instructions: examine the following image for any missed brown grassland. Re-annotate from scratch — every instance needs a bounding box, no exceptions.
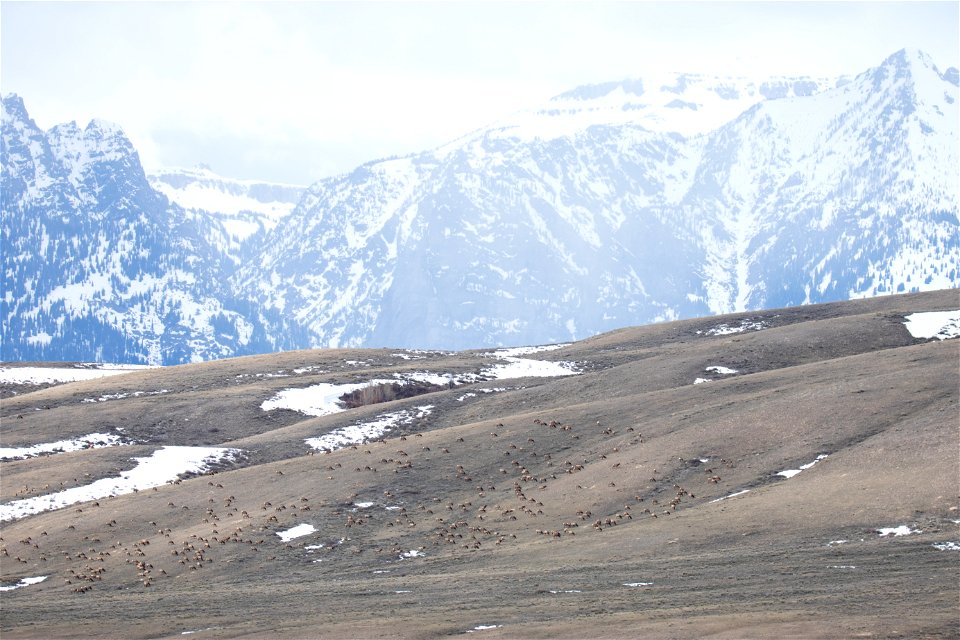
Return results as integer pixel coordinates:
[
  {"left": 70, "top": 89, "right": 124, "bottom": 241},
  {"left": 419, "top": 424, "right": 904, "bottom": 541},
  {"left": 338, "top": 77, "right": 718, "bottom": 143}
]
[{"left": 1, "top": 289, "right": 958, "bottom": 639}]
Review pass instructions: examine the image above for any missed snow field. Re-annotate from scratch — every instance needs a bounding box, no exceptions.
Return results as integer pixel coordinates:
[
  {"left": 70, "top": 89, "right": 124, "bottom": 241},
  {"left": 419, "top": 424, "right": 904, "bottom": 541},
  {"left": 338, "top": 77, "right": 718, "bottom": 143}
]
[
  {"left": 902, "top": 310, "right": 960, "bottom": 340},
  {"left": 0, "top": 366, "right": 141, "bottom": 385},
  {"left": 697, "top": 319, "right": 767, "bottom": 336},
  {"left": 305, "top": 406, "right": 434, "bottom": 452},
  {"left": 276, "top": 523, "right": 317, "bottom": 542},
  {"left": 258, "top": 343, "right": 581, "bottom": 450},
  {"left": 82, "top": 389, "right": 169, "bottom": 403},
  {"left": 261, "top": 379, "right": 396, "bottom": 417},
  {"left": 876, "top": 525, "right": 921, "bottom": 537},
  {"left": 0, "top": 576, "right": 48, "bottom": 592},
  {"left": 776, "top": 454, "right": 829, "bottom": 479},
  {"left": 0, "top": 432, "right": 127, "bottom": 461},
  {"left": 0, "top": 446, "right": 241, "bottom": 522},
  {"left": 932, "top": 542, "right": 960, "bottom": 551}
]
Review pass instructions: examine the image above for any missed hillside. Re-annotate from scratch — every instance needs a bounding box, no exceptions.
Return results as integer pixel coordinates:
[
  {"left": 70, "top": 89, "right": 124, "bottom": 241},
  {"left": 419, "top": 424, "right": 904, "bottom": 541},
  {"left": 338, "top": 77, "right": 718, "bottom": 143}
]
[{"left": 1, "top": 290, "right": 958, "bottom": 638}]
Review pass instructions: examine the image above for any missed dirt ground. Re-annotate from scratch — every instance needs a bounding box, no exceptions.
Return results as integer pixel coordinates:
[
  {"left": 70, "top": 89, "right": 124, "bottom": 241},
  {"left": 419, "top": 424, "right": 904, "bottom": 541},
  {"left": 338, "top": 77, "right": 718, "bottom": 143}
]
[{"left": 1, "top": 289, "right": 958, "bottom": 639}]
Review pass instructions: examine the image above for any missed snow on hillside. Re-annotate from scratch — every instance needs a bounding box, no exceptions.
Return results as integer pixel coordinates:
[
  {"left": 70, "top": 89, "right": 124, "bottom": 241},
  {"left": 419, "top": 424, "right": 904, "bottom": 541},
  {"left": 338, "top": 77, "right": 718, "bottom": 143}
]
[
  {"left": 903, "top": 310, "right": 960, "bottom": 340},
  {"left": 305, "top": 405, "right": 435, "bottom": 451},
  {"left": 0, "top": 365, "right": 149, "bottom": 385},
  {"left": 149, "top": 166, "right": 304, "bottom": 225},
  {"left": 489, "top": 72, "right": 845, "bottom": 141},
  {"left": 149, "top": 166, "right": 306, "bottom": 255},
  {"left": 0, "top": 576, "right": 48, "bottom": 592},
  {"left": 262, "top": 345, "right": 580, "bottom": 418},
  {"left": 0, "top": 432, "right": 127, "bottom": 461},
  {"left": 0, "top": 446, "right": 241, "bottom": 522}
]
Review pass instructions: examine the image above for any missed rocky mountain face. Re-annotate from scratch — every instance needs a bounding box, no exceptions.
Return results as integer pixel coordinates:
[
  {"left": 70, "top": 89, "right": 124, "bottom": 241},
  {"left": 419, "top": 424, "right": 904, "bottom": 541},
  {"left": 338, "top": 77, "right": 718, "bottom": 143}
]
[
  {"left": 148, "top": 166, "right": 304, "bottom": 266},
  {"left": 0, "top": 96, "right": 305, "bottom": 363},
  {"left": 2, "top": 49, "right": 957, "bottom": 363}
]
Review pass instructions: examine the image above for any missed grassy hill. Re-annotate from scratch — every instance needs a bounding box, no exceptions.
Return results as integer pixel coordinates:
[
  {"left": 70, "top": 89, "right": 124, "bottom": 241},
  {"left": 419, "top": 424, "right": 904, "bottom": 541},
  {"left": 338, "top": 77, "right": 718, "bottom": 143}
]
[{"left": 1, "top": 289, "right": 958, "bottom": 639}]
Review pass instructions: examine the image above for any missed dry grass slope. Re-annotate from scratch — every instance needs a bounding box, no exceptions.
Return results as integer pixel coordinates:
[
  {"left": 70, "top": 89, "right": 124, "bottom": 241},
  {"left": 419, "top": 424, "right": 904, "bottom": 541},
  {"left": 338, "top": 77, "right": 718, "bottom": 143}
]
[{"left": 1, "top": 289, "right": 958, "bottom": 639}]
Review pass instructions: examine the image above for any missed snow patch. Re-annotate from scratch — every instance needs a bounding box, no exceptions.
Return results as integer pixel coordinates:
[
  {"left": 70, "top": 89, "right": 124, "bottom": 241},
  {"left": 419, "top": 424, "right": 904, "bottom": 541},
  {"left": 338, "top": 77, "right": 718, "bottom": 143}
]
[
  {"left": 903, "top": 310, "right": 960, "bottom": 340},
  {"left": 0, "top": 366, "right": 139, "bottom": 385},
  {"left": 932, "top": 541, "right": 960, "bottom": 551},
  {"left": 292, "top": 365, "right": 326, "bottom": 374},
  {"left": 0, "top": 576, "right": 48, "bottom": 591},
  {"left": 396, "top": 371, "right": 458, "bottom": 386},
  {"left": 710, "top": 489, "right": 751, "bottom": 503},
  {"left": 276, "top": 523, "right": 316, "bottom": 542},
  {"left": 776, "top": 454, "right": 828, "bottom": 479},
  {"left": 456, "top": 387, "right": 510, "bottom": 402},
  {"left": 705, "top": 365, "right": 738, "bottom": 375},
  {"left": 0, "top": 446, "right": 240, "bottom": 522},
  {"left": 486, "top": 344, "right": 568, "bottom": 358},
  {"left": 480, "top": 348, "right": 580, "bottom": 379},
  {"left": 876, "top": 525, "right": 921, "bottom": 537},
  {"left": 262, "top": 379, "right": 395, "bottom": 416},
  {"left": 82, "top": 389, "right": 169, "bottom": 403},
  {"left": 0, "top": 432, "right": 127, "bottom": 461},
  {"left": 698, "top": 319, "right": 767, "bottom": 336},
  {"left": 305, "top": 405, "right": 433, "bottom": 452},
  {"left": 266, "top": 344, "right": 574, "bottom": 420}
]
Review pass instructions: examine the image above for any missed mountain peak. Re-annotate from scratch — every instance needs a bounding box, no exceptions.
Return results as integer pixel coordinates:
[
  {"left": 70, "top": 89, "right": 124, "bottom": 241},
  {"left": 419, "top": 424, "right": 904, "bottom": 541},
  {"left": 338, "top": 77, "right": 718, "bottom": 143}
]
[
  {"left": 1, "top": 93, "right": 33, "bottom": 129},
  {"left": 84, "top": 117, "right": 126, "bottom": 138},
  {"left": 1, "top": 92, "right": 27, "bottom": 114},
  {"left": 881, "top": 48, "right": 943, "bottom": 74}
]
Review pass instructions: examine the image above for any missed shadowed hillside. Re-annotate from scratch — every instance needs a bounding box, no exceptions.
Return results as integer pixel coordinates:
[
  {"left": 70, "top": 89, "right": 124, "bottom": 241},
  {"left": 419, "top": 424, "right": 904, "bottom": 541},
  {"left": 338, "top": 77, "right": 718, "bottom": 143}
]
[{"left": 1, "top": 289, "right": 958, "bottom": 639}]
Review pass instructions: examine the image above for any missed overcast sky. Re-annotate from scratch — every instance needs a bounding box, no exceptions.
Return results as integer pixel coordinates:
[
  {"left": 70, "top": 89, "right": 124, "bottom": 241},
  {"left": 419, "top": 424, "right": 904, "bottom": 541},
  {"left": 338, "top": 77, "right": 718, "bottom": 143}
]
[{"left": 2, "top": 1, "right": 958, "bottom": 185}]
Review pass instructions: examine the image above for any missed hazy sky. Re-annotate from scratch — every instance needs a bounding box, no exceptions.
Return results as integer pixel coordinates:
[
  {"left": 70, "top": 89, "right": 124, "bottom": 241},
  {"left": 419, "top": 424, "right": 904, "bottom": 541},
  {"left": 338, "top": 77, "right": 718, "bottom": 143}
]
[{"left": 2, "top": 1, "right": 958, "bottom": 185}]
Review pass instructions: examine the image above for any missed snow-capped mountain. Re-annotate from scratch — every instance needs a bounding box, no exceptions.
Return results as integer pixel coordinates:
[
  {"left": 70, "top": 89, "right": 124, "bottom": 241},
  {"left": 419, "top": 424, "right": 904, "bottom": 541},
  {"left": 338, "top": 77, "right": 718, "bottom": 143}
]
[
  {"left": 234, "top": 48, "right": 958, "bottom": 350},
  {"left": 3, "top": 48, "right": 957, "bottom": 362},
  {"left": 487, "top": 71, "right": 849, "bottom": 140},
  {"left": 688, "top": 49, "right": 958, "bottom": 313},
  {"left": 0, "top": 95, "right": 301, "bottom": 364},
  {"left": 148, "top": 166, "right": 304, "bottom": 265}
]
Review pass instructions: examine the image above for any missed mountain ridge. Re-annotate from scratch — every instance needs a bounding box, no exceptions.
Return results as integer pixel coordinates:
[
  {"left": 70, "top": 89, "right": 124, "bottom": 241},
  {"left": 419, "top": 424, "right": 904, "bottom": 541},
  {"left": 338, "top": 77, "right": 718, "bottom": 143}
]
[
  {"left": 234, "top": 48, "right": 956, "bottom": 351},
  {"left": 2, "top": 48, "right": 957, "bottom": 364}
]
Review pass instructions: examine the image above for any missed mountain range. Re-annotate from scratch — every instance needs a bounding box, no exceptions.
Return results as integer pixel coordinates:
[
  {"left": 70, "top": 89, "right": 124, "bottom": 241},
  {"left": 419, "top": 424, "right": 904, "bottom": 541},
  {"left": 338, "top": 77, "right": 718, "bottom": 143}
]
[{"left": 2, "top": 48, "right": 957, "bottom": 364}]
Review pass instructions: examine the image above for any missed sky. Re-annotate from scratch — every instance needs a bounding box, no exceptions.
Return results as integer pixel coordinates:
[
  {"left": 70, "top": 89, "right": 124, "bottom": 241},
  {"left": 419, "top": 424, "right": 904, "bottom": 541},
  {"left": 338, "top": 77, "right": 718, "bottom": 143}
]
[{"left": 2, "top": 1, "right": 958, "bottom": 186}]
